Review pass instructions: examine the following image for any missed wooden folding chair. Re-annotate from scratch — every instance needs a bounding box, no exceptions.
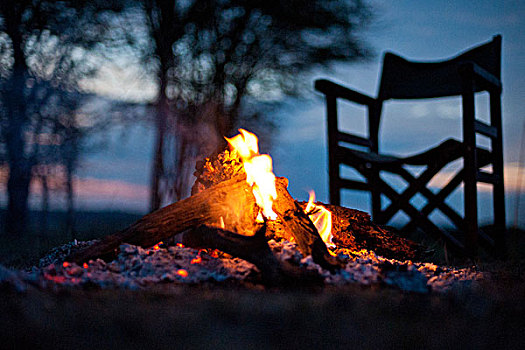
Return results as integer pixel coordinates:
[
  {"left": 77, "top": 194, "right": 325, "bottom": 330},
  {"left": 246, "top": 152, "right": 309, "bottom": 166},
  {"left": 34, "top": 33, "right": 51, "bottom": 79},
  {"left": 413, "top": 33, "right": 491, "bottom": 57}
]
[{"left": 315, "top": 35, "right": 505, "bottom": 256}]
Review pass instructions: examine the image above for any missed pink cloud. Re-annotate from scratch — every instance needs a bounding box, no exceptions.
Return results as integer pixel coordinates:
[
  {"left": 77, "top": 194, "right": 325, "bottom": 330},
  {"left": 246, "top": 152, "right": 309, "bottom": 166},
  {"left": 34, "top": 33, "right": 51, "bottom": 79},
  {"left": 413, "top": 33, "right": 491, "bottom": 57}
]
[{"left": 72, "top": 177, "right": 149, "bottom": 201}]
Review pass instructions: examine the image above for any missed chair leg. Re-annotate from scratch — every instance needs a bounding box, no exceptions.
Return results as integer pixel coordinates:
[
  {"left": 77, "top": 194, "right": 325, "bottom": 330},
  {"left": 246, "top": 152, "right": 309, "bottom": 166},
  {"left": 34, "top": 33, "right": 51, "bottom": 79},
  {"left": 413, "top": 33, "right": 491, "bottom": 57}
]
[
  {"left": 463, "top": 172, "right": 479, "bottom": 256},
  {"left": 461, "top": 71, "right": 479, "bottom": 257},
  {"left": 326, "top": 95, "right": 340, "bottom": 206},
  {"left": 490, "top": 92, "right": 506, "bottom": 255},
  {"left": 493, "top": 182, "right": 506, "bottom": 254},
  {"left": 369, "top": 169, "right": 382, "bottom": 223},
  {"left": 329, "top": 172, "right": 341, "bottom": 206}
]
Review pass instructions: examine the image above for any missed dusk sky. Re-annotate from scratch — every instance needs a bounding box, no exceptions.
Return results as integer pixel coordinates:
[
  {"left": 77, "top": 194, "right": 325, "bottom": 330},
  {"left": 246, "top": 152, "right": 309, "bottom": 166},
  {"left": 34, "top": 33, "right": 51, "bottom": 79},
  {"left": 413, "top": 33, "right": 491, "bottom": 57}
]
[{"left": 11, "top": 0, "right": 524, "bottom": 228}]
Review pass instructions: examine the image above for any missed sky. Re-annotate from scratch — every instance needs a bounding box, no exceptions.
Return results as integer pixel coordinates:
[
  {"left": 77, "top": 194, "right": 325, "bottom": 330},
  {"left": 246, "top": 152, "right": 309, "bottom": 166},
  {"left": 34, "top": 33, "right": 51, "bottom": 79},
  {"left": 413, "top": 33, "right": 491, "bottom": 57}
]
[
  {"left": 12, "top": 0, "right": 525, "bottom": 228},
  {"left": 273, "top": 0, "right": 525, "bottom": 228}
]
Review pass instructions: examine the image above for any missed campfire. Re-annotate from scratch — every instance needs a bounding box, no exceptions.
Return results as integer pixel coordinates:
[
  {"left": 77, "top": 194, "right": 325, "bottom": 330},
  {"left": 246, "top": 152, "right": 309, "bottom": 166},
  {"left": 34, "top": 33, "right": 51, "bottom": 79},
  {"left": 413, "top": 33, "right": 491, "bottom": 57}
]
[
  {"left": 65, "top": 128, "right": 345, "bottom": 285},
  {"left": 2, "top": 129, "right": 489, "bottom": 294}
]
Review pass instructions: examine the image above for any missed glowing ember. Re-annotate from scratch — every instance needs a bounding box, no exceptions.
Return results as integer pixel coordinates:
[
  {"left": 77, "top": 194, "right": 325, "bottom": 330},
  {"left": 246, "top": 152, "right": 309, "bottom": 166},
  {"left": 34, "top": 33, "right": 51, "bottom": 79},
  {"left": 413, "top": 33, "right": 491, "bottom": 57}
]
[
  {"left": 176, "top": 269, "right": 188, "bottom": 278},
  {"left": 191, "top": 256, "right": 202, "bottom": 264},
  {"left": 176, "top": 243, "right": 184, "bottom": 248},
  {"left": 305, "top": 191, "right": 333, "bottom": 247},
  {"left": 83, "top": 262, "right": 89, "bottom": 269},
  {"left": 62, "top": 262, "right": 70, "bottom": 268},
  {"left": 225, "top": 129, "right": 277, "bottom": 220}
]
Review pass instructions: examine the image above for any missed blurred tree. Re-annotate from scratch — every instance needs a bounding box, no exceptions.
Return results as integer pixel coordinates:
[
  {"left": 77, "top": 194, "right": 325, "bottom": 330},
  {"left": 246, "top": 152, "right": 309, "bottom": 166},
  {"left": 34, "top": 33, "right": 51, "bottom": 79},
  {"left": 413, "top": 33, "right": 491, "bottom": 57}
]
[
  {"left": 0, "top": 1, "right": 125, "bottom": 236},
  {"left": 142, "top": 0, "right": 373, "bottom": 210}
]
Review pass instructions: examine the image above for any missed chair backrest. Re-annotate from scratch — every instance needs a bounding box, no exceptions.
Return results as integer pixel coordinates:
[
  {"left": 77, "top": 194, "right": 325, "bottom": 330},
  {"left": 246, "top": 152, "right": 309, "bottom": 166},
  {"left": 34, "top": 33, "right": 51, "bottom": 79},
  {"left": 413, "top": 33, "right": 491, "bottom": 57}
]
[{"left": 378, "top": 35, "right": 501, "bottom": 100}]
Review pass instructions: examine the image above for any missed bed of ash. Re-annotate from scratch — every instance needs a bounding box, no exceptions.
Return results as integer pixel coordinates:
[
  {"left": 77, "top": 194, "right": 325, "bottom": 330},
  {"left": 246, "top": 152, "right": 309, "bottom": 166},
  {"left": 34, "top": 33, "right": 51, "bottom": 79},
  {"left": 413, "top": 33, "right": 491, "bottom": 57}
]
[{"left": 0, "top": 239, "right": 488, "bottom": 294}]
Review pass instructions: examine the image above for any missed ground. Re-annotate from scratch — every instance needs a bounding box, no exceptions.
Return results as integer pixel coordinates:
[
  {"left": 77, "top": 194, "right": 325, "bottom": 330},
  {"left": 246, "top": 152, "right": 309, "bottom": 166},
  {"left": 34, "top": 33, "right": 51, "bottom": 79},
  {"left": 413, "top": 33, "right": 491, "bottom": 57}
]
[
  {"left": 0, "top": 210, "right": 524, "bottom": 349},
  {"left": 1, "top": 281, "right": 524, "bottom": 349}
]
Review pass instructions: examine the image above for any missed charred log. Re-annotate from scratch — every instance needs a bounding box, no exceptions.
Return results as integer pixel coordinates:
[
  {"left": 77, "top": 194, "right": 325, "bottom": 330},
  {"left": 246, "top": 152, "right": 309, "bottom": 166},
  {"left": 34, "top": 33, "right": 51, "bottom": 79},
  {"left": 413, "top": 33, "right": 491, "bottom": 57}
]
[
  {"left": 183, "top": 225, "right": 323, "bottom": 286},
  {"left": 192, "top": 149, "right": 243, "bottom": 195},
  {"left": 319, "top": 204, "right": 427, "bottom": 261}
]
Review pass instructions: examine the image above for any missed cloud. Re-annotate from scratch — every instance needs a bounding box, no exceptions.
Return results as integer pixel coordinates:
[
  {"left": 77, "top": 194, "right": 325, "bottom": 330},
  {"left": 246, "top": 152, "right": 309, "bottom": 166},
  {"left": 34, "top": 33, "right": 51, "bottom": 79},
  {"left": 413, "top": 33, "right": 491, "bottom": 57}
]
[
  {"left": 72, "top": 177, "right": 149, "bottom": 201},
  {"left": 0, "top": 173, "right": 150, "bottom": 213},
  {"left": 427, "top": 162, "right": 525, "bottom": 192}
]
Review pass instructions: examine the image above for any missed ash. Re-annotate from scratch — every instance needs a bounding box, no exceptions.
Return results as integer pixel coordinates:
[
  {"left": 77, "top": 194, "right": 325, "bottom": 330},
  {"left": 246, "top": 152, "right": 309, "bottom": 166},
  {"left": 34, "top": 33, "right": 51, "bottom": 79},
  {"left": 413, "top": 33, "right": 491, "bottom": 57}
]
[{"left": 1, "top": 240, "right": 487, "bottom": 294}]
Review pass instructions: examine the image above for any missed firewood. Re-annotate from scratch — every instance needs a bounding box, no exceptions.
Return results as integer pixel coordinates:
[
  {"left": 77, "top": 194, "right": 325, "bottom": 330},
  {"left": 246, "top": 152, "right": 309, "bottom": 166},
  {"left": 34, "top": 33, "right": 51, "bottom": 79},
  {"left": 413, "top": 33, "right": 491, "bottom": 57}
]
[
  {"left": 182, "top": 225, "right": 323, "bottom": 286},
  {"left": 66, "top": 174, "right": 339, "bottom": 273},
  {"left": 273, "top": 177, "right": 343, "bottom": 272},
  {"left": 302, "top": 204, "right": 427, "bottom": 261},
  {"left": 67, "top": 176, "right": 258, "bottom": 264}
]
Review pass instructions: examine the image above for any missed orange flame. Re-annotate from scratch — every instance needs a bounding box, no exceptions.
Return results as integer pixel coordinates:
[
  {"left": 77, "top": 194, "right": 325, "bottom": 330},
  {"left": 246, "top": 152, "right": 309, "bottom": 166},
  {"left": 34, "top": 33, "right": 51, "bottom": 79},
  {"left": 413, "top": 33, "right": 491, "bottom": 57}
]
[
  {"left": 191, "top": 256, "right": 202, "bottom": 264},
  {"left": 225, "top": 129, "right": 277, "bottom": 220},
  {"left": 305, "top": 191, "right": 333, "bottom": 247}
]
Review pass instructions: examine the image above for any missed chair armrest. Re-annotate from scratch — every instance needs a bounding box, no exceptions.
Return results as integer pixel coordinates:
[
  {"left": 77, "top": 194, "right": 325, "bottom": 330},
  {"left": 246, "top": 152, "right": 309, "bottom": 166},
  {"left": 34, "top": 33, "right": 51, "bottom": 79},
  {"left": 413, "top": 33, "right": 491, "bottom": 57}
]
[
  {"left": 459, "top": 62, "right": 502, "bottom": 93},
  {"left": 315, "top": 79, "right": 376, "bottom": 106}
]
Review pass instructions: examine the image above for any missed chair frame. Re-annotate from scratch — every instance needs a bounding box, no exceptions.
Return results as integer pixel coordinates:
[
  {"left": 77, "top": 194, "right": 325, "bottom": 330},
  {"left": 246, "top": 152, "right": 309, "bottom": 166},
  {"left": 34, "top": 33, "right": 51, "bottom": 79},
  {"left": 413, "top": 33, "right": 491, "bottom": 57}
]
[{"left": 315, "top": 35, "right": 505, "bottom": 256}]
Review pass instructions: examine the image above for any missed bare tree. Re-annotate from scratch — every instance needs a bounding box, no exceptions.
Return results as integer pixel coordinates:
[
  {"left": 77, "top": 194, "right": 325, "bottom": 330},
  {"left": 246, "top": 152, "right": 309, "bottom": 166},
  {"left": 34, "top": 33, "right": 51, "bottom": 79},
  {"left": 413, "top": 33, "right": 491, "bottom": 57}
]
[
  {"left": 141, "top": 0, "right": 373, "bottom": 210},
  {"left": 0, "top": 1, "right": 126, "bottom": 235}
]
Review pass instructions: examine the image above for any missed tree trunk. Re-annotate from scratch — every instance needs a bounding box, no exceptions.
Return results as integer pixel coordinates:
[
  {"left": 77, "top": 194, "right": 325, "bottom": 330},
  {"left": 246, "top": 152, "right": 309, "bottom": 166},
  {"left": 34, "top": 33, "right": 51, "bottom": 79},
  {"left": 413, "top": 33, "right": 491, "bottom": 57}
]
[
  {"left": 40, "top": 174, "right": 49, "bottom": 237},
  {"left": 4, "top": 5, "right": 31, "bottom": 236},
  {"left": 65, "top": 163, "right": 75, "bottom": 239},
  {"left": 149, "top": 81, "right": 168, "bottom": 212},
  {"left": 6, "top": 162, "right": 31, "bottom": 235}
]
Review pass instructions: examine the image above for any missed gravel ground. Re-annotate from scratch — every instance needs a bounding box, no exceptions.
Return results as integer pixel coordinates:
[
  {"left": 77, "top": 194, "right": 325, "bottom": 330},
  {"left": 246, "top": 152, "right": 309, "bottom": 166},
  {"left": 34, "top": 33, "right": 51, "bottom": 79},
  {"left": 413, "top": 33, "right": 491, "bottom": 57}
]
[{"left": 0, "top": 239, "right": 493, "bottom": 294}]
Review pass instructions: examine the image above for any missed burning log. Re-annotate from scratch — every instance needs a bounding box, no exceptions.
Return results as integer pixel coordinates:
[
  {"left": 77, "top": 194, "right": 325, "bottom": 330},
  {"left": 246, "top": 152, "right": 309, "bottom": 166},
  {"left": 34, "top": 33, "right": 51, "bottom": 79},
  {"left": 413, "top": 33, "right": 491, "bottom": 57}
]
[
  {"left": 66, "top": 176, "right": 257, "bottom": 264},
  {"left": 273, "top": 177, "right": 342, "bottom": 271}
]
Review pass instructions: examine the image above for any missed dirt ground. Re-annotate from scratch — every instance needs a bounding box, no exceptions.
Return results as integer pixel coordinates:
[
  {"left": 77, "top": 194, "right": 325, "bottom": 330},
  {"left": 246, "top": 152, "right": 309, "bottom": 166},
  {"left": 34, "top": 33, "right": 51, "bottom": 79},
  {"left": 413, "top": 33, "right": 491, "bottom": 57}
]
[{"left": 1, "top": 280, "right": 524, "bottom": 350}]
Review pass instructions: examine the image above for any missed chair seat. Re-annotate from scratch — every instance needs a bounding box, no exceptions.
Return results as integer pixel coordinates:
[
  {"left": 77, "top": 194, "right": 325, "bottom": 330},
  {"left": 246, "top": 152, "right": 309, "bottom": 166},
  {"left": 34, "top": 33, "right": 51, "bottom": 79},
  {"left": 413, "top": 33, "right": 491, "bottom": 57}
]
[{"left": 338, "top": 139, "right": 492, "bottom": 171}]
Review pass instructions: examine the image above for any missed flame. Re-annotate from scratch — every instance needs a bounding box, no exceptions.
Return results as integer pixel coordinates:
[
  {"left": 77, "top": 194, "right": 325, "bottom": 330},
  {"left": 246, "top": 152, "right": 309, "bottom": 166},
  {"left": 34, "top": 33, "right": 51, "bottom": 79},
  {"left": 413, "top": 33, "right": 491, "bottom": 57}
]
[
  {"left": 305, "top": 191, "right": 333, "bottom": 247},
  {"left": 83, "top": 262, "right": 89, "bottom": 269},
  {"left": 225, "top": 129, "right": 277, "bottom": 220},
  {"left": 191, "top": 255, "right": 202, "bottom": 264},
  {"left": 62, "top": 262, "right": 70, "bottom": 268}
]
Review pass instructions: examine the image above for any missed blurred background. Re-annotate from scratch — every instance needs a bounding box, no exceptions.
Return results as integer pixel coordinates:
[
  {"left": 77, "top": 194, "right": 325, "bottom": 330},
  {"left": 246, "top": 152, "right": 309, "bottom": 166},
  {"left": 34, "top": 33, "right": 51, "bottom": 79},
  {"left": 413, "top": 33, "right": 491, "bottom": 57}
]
[{"left": 0, "top": 0, "right": 523, "bottom": 265}]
